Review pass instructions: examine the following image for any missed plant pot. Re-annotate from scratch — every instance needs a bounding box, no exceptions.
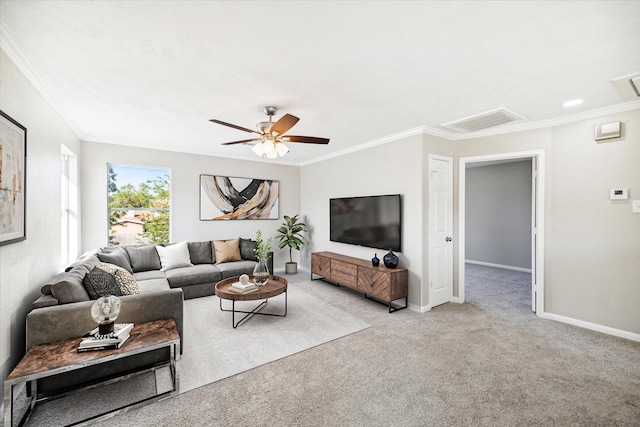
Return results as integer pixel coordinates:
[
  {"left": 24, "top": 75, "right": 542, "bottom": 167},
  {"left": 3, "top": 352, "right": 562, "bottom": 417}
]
[{"left": 285, "top": 262, "right": 298, "bottom": 274}]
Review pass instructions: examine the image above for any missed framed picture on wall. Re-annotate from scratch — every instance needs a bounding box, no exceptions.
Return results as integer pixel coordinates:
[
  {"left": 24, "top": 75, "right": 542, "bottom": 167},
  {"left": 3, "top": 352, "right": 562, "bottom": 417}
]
[
  {"left": 0, "top": 110, "right": 27, "bottom": 246},
  {"left": 199, "top": 174, "right": 279, "bottom": 220}
]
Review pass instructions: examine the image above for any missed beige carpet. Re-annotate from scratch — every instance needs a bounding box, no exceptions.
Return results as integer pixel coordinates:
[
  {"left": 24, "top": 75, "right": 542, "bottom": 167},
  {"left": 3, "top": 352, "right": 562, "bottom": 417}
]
[
  {"left": 12, "top": 280, "right": 370, "bottom": 426},
  {"left": 82, "top": 268, "right": 640, "bottom": 427}
]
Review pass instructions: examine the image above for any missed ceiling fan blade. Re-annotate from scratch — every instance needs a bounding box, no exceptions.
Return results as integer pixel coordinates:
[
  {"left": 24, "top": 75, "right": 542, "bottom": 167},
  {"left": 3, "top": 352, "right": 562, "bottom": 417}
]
[
  {"left": 282, "top": 135, "right": 330, "bottom": 144},
  {"left": 210, "top": 119, "right": 261, "bottom": 135},
  {"left": 271, "top": 114, "right": 300, "bottom": 136},
  {"left": 221, "top": 138, "right": 261, "bottom": 145}
]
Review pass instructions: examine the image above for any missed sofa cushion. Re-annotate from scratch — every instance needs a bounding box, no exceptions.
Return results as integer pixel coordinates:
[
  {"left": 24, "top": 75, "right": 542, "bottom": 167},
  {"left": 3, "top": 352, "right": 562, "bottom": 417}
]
[
  {"left": 136, "top": 278, "right": 171, "bottom": 294},
  {"left": 214, "top": 260, "right": 258, "bottom": 279},
  {"left": 96, "top": 248, "right": 133, "bottom": 273},
  {"left": 133, "top": 270, "right": 167, "bottom": 281},
  {"left": 41, "top": 271, "right": 71, "bottom": 295},
  {"left": 97, "top": 263, "right": 141, "bottom": 295},
  {"left": 165, "top": 264, "right": 222, "bottom": 288},
  {"left": 239, "top": 238, "right": 258, "bottom": 261},
  {"left": 64, "top": 250, "right": 100, "bottom": 272},
  {"left": 213, "top": 238, "right": 242, "bottom": 264},
  {"left": 124, "top": 245, "right": 161, "bottom": 272},
  {"left": 156, "top": 241, "right": 193, "bottom": 271},
  {"left": 188, "top": 241, "right": 214, "bottom": 264},
  {"left": 50, "top": 268, "right": 91, "bottom": 304},
  {"left": 32, "top": 294, "right": 59, "bottom": 309}
]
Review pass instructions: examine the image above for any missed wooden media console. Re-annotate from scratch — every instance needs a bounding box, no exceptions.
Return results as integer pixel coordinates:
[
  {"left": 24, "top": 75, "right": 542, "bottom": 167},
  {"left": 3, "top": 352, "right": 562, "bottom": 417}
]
[{"left": 311, "top": 251, "right": 408, "bottom": 312}]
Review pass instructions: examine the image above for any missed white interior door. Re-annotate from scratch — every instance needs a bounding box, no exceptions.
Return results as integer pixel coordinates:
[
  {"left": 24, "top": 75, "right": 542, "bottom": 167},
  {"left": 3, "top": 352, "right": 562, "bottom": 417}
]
[
  {"left": 531, "top": 157, "right": 538, "bottom": 312},
  {"left": 429, "top": 155, "right": 453, "bottom": 308}
]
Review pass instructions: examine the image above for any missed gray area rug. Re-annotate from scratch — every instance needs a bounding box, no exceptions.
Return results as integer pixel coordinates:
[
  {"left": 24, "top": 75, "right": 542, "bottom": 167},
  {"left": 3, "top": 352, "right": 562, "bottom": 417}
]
[
  {"left": 179, "top": 282, "right": 371, "bottom": 393},
  {"left": 14, "top": 279, "right": 370, "bottom": 426},
  {"left": 84, "top": 267, "right": 640, "bottom": 427}
]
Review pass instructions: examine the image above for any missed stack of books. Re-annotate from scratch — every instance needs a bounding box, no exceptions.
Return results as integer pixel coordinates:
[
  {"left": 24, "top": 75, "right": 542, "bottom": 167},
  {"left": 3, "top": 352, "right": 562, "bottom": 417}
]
[
  {"left": 227, "top": 281, "right": 258, "bottom": 294},
  {"left": 77, "top": 323, "right": 134, "bottom": 353}
]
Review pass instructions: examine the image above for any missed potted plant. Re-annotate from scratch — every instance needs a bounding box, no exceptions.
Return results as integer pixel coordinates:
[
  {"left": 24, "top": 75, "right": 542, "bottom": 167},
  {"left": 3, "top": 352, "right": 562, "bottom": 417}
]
[
  {"left": 276, "top": 215, "right": 307, "bottom": 274},
  {"left": 253, "top": 229, "right": 272, "bottom": 285}
]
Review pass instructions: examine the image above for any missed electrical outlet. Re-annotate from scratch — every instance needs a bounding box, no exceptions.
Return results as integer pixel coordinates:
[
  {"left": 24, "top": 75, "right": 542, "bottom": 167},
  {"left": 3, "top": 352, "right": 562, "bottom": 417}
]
[{"left": 633, "top": 200, "right": 640, "bottom": 214}]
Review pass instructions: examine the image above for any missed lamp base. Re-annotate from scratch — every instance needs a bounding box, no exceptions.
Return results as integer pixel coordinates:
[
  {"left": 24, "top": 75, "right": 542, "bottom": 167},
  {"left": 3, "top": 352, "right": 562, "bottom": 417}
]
[{"left": 98, "top": 321, "right": 115, "bottom": 336}]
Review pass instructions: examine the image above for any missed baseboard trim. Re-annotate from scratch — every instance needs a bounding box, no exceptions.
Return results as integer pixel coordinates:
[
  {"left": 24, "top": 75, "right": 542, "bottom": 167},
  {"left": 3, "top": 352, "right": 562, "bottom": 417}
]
[
  {"left": 409, "top": 303, "right": 430, "bottom": 313},
  {"left": 539, "top": 312, "right": 640, "bottom": 343},
  {"left": 465, "top": 259, "right": 532, "bottom": 273},
  {"left": 450, "top": 296, "right": 462, "bottom": 304}
]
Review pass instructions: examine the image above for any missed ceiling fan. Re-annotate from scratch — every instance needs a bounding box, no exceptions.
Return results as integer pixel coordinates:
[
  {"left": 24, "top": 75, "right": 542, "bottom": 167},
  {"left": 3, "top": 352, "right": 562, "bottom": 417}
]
[{"left": 209, "top": 106, "right": 329, "bottom": 159}]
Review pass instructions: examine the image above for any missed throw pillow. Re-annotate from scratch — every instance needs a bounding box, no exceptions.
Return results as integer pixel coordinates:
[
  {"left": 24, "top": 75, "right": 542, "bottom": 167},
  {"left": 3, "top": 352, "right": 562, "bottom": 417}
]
[
  {"left": 213, "top": 238, "right": 242, "bottom": 264},
  {"left": 97, "top": 263, "right": 141, "bottom": 295},
  {"left": 156, "top": 241, "right": 193, "bottom": 271},
  {"left": 82, "top": 266, "right": 122, "bottom": 299},
  {"left": 96, "top": 248, "right": 133, "bottom": 273},
  {"left": 239, "top": 238, "right": 258, "bottom": 261},
  {"left": 188, "top": 241, "right": 214, "bottom": 264},
  {"left": 124, "top": 245, "right": 162, "bottom": 272}
]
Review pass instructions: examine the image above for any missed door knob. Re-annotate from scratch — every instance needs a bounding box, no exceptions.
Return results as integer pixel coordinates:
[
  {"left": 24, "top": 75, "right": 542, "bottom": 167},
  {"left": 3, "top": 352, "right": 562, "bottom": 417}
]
[{"left": 445, "top": 237, "right": 452, "bottom": 242}]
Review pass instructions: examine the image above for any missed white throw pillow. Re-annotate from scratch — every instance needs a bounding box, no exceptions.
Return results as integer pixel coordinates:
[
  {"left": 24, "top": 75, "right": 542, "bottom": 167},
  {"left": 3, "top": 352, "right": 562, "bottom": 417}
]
[{"left": 156, "top": 241, "right": 193, "bottom": 271}]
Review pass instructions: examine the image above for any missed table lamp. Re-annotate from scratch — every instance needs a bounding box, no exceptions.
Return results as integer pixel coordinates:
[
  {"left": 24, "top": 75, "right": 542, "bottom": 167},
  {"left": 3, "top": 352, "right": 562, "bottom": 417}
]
[{"left": 90, "top": 295, "right": 122, "bottom": 337}]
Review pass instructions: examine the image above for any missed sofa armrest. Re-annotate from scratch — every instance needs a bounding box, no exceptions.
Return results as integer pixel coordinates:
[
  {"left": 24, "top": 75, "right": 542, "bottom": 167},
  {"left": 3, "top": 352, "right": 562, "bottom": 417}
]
[{"left": 26, "top": 289, "right": 184, "bottom": 352}]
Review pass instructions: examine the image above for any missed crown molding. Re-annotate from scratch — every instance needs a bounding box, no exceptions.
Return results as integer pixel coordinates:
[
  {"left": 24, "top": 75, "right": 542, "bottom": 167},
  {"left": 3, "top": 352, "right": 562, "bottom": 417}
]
[
  {"left": 4, "top": 20, "right": 638, "bottom": 166},
  {"left": 299, "top": 126, "right": 426, "bottom": 166},
  {"left": 447, "top": 100, "right": 640, "bottom": 140},
  {"left": 0, "top": 24, "right": 85, "bottom": 139},
  {"left": 82, "top": 135, "right": 301, "bottom": 166}
]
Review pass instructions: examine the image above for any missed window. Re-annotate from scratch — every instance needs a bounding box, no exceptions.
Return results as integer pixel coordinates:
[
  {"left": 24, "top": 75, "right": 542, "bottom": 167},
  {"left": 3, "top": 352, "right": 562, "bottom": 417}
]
[
  {"left": 61, "top": 145, "right": 78, "bottom": 265},
  {"left": 107, "top": 164, "right": 171, "bottom": 246}
]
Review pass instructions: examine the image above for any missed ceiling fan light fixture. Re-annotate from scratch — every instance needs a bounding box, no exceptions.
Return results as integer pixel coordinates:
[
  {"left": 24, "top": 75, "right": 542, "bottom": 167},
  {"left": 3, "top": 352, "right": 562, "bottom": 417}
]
[
  {"left": 252, "top": 142, "right": 264, "bottom": 156},
  {"left": 266, "top": 150, "right": 278, "bottom": 159},
  {"left": 212, "top": 105, "right": 328, "bottom": 159},
  {"left": 263, "top": 137, "right": 276, "bottom": 154},
  {"left": 275, "top": 141, "right": 289, "bottom": 156}
]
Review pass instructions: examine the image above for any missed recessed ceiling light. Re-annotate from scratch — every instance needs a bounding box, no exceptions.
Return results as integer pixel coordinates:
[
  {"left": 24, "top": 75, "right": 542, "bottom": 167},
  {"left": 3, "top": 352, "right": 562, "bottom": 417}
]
[{"left": 563, "top": 99, "right": 583, "bottom": 107}]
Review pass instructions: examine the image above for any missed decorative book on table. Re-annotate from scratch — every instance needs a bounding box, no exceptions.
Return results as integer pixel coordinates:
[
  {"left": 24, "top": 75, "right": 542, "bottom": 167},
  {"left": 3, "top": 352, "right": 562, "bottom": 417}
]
[
  {"left": 228, "top": 283, "right": 259, "bottom": 294},
  {"left": 77, "top": 323, "right": 133, "bottom": 352}
]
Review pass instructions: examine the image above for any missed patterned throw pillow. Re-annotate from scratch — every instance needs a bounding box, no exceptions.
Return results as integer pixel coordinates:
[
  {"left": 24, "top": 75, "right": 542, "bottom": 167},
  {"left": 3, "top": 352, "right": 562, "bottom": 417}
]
[
  {"left": 83, "top": 266, "right": 122, "bottom": 299},
  {"left": 97, "top": 262, "right": 141, "bottom": 295}
]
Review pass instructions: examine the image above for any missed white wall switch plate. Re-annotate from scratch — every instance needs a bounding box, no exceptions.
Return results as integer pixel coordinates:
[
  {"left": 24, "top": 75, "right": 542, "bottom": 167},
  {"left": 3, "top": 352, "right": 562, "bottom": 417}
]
[{"left": 633, "top": 200, "right": 640, "bottom": 214}]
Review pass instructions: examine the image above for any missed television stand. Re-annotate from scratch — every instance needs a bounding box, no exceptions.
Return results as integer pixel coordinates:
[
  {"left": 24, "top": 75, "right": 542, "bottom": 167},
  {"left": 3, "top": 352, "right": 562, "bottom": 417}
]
[{"left": 311, "top": 251, "right": 408, "bottom": 312}]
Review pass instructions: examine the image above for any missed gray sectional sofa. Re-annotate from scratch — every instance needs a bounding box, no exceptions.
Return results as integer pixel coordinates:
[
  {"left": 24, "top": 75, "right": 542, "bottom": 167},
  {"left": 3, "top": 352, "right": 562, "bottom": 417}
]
[{"left": 27, "top": 238, "right": 272, "bottom": 396}]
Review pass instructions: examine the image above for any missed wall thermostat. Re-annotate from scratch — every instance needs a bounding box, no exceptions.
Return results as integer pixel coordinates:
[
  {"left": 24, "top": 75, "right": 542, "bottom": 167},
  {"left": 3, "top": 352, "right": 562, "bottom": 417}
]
[{"left": 609, "top": 188, "right": 628, "bottom": 200}]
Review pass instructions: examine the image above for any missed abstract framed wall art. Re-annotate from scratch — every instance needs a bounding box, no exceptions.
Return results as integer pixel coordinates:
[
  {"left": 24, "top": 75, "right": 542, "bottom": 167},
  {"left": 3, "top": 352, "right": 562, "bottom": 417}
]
[
  {"left": 200, "top": 174, "right": 279, "bottom": 220},
  {"left": 0, "top": 110, "right": 27, "bottom": 245}
]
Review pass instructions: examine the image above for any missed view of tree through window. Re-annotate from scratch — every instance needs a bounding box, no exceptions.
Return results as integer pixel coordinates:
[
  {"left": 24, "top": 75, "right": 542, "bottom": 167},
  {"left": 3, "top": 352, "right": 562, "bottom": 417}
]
[{"left": 108, "top": 164, "right": 171, "bottom": 246}]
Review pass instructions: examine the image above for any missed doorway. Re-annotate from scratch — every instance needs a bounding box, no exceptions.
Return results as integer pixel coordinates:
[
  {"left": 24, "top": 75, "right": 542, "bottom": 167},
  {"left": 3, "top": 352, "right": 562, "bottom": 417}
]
[{"left": 458, "top": 150, "right": 545, "bottom": 315}]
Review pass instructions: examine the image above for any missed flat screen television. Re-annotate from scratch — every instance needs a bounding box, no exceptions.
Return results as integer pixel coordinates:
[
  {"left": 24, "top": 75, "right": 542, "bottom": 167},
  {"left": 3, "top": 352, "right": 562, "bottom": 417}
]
[{"left": 330, "top": 194, "right": 402, "bottom": 252}]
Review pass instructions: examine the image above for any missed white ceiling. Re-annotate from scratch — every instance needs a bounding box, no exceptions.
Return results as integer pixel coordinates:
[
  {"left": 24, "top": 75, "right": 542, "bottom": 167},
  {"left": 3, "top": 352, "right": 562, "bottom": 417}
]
[{"left": 1, "top": 1, "right": 639, "bottom": 165}]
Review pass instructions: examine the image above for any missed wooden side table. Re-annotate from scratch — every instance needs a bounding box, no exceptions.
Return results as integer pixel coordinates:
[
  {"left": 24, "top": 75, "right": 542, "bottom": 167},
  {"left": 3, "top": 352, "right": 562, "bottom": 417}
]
[
  {"left": 215, "top": 275, "right": 288, "bottom": 328},
  {"left": 4, "top": 318, "right": 180, "bottom": 427}
]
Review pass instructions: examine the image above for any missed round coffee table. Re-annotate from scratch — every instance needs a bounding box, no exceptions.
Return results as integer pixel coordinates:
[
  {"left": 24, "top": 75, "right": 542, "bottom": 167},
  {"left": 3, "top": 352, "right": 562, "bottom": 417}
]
[{"left": 215, "top": 275, "right": 288, "bottom": 328}]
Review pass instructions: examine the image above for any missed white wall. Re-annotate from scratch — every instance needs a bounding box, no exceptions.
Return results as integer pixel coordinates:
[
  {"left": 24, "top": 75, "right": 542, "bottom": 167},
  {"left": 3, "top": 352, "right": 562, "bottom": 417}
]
[
  {"left": 81, "top": 142, "right": 300, "bottom": 270},
  {"left": 465, "top": 160, "right": 532, "bottom": 269},
  {"left": 301, "top": 133, "right": 428, "bottom": 308},
  {"left": 0, "top": 50, "right": 82, "bottom": 385},
  {"left": 453, "top": 109, "right": 640, "bottom": 335}
]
